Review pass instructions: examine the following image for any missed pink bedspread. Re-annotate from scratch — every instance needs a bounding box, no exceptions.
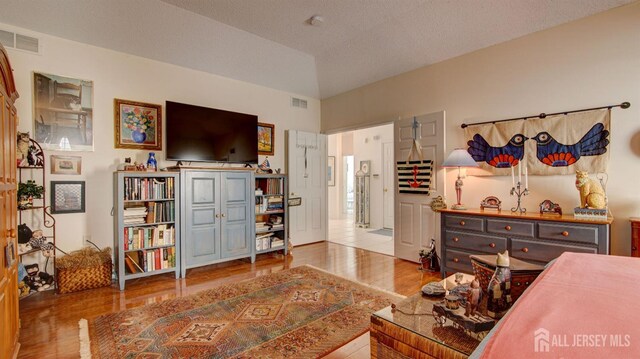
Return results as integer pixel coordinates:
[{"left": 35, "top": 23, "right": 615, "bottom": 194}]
[{"left": 480, "top": 252, "right": 639, "bottom": 358}]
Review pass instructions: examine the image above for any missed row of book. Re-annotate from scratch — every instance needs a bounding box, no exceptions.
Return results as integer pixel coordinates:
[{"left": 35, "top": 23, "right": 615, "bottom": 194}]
[
  {"left": 124, "top": 225, "right": 175, "bottom": 250},
  {"left": 256, "top": 232, "right": 285, "bottom": 251},
  {"left": 124, "top": 247, "right": 176, "bottom": 274},
  {"left": 256, "top": 178, "right": 284, "bottom": 195},
  {"left": 256, "top": 215, "right": 284, "bottom": 233},
  {"left": 124, "top": 177, "right": 175, "bottom": 201},
  {"left": 124, "top": 206, "right": 148, "bottom": 225},
  {"left": 124, "top": 202, "right": 175, "bottom": 225},
  {"left": 255, "top": 195, "right": 284, "bottom": 213}
]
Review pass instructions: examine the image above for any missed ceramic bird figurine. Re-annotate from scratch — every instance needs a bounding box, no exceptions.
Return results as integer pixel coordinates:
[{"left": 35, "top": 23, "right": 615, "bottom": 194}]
[
  {"left": 467, "top": 134, "right": 527, "bottom": 168},
  {"left": 531, "top": 123, "right": 609, "bottom": 167}
]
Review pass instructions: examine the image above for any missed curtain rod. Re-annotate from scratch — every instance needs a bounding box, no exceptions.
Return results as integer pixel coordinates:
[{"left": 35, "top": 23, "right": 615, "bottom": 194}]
[{"left": 460, "top": 102, "right": 631, "bottom": 129}]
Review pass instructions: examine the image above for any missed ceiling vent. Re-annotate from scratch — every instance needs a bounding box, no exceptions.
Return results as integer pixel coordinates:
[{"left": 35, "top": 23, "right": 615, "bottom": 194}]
[
  {"left": 291, "top": 97, "right": 308, "bottom": 109},
  {"left": 0, "top": 29, "right": 40, "bottom": 54}
]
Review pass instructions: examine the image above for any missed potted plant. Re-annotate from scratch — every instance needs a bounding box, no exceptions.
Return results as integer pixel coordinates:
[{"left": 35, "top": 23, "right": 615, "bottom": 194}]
[{"left": 18, "top": 180, "right": 44, "bottom": 209}]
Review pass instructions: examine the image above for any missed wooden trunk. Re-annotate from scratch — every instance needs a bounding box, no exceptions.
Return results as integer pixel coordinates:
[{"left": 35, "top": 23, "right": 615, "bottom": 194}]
[{"left": 0, "top": 42, "right": 20, "bottom": 359}]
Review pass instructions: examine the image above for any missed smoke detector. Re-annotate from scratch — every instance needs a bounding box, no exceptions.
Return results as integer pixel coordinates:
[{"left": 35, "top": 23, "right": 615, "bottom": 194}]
[{"left": 309, "top": 15, "right": 324, "bottom": 26}]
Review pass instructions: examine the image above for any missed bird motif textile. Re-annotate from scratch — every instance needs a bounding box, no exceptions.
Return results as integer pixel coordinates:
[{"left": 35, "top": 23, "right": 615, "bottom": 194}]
[{"left": 463, "top": 109, "right": 610, "bottom": 175}]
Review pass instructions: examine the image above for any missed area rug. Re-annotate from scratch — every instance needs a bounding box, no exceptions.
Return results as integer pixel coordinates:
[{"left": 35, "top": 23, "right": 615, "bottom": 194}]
[
  {"left": 89, "top": 265, "right": 403, "bottom": 358},
  {"left": 368, "top": 228, "right": 393, "bottom": 237}
]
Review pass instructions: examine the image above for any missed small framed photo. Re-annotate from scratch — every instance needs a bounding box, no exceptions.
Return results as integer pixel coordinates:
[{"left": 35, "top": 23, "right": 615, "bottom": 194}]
[
  {"left": 5, "top": 241, "right": 15, "bottom": 268},
  {"left": 50, "top": 155, "right": 82, "bottom": 175},
  {"left": 328, "top": 156, "right": 336, "bottom": 187},
  {"left": 114, "top": 99, "right": 162, "bottom": 150},
  {"left": 258, "top": 122, "right": 275, "bottom": 156},
  {"left": 51, "top": 181, "right": 85, "bottom": 214}
]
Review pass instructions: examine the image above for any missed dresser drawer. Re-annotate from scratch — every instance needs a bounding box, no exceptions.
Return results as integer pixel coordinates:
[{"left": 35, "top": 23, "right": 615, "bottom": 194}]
[
  {"left": 444, "top": 215, "right": 484, "bottom": 232},
  {"left": 444, "top": 248, "right": 474, "bottom": 274},
  {"left": 445, "top": 230, "right": 507, "bottom": 253},
  {"left": 538, "top": 223, "right": 599, "bottom": 245},
  {"left": 487, "top": 219, "right": 534, "bottom": 238},
  {"left": 511, "top": 238, "right": 597, "bottom": 263}
]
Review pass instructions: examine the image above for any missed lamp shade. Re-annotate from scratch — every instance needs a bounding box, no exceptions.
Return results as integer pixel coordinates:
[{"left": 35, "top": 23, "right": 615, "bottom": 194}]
[{"left": 442, "top": 148, "right": 479, "bottom": 168}]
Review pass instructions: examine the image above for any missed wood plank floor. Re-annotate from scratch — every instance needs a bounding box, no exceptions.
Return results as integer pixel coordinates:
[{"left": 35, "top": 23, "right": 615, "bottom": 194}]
[{"left": 17, "top": 242, "right": 440, "bottom": 358}]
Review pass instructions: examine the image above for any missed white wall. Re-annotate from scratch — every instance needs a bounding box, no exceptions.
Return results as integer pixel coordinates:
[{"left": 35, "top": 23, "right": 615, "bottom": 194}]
[
  {"left": 322, "top": 2, "right": 640, "bottom": 256},
  {"left": 5, "top": 23, "right": 320, "bottom": 255}
]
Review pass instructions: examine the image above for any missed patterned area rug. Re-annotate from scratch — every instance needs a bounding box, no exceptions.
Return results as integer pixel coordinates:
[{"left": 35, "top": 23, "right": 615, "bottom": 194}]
[{"left": 90, "top": 265, "right": 403, "bottom": 358}]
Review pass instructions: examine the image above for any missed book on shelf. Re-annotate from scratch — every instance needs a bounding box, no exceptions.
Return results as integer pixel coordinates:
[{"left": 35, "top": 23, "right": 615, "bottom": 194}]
[
  {"left": 132, "top": 247, "right": 176, "bottom": 272},
  {"left": 125, "top": 253, "right": 144, "bottom": 273},
  {"left": 123, "top": 177, "right": 175, "bottom": 201},
  {"left": 124, "top": 225, "right": 175, "bottom": 250}
]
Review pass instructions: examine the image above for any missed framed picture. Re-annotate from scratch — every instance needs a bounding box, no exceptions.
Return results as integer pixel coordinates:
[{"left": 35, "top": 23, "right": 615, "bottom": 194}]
[
  {"left": 50, "top": 155, "right": 82, "bottom": 175},
  {"left": 5, "top": 241, "right": 15, "bottom": 268},
  {"left": 114, "top": 99, "right": 162, "bottom": 150},
  {"left": 51, "top": 181, "right": 85, "bottom": 214},
  {"left": 258, "top": 122, "right": 275, "bottom": 156},
  {"left": 328, "top": 156, "right": 336, "bottom": 186},
  {"left": 33, "top": 72, "right": 94, "bottom": 151}
]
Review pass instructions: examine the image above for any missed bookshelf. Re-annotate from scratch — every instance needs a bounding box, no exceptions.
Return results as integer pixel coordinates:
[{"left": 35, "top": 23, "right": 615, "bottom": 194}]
[
  {"left": 113, "top": 171, "right": 180, "bottom": 290},
  {"left": 255, "top": 174, "right": 288, "bottom": 255}
]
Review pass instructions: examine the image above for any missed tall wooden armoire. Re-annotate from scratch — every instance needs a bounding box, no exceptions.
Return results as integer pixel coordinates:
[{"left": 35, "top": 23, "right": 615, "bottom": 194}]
[{"left": 0, "top": 43, "right": 20, "bottom": 358}]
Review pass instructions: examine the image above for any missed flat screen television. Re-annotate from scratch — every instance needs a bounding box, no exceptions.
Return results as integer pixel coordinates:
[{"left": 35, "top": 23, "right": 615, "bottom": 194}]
[{"left": 166, "top": 101, "right": 258, "bottom": 164}]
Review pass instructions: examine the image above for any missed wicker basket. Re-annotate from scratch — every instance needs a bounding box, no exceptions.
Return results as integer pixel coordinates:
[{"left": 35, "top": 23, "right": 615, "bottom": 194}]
[
  {"left": 470, "top": 254, "right": 544, "bottom": 302},
  {"left": 56, "top": 247, "right": 112, "bottom": 294}
]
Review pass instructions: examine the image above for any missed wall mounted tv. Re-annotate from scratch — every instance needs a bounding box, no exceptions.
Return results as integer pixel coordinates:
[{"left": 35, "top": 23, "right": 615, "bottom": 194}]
[{"left": 166, "top": 101, "right": 258, "bottom": 164}]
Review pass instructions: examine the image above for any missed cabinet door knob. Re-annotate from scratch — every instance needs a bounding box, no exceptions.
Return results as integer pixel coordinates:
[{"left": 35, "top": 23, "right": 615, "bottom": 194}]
[
  {"left": 459, "top": 221, "right": 465, "bottom": 226},
  {"left": 215, "top": 214, "right": 220, "bottom": 218},
  {"left": 452, "top": 237, "right": 459, "bottom": 242},
  {"left": 490, "top": 243, "right": 496, "bottom": 248},
  {"left": 561, "top": 231, "right": 569, "bottom": 237},
  {"left": 453, "top": 258, "right": 459, "bottom": 263},
  {"left": 221, "top": 213, "right": 226, "bottom": 218},
  {"left": 8, "top": 228, "right": 16, "bottom": 238},
  {"left": 505, "top": 225, "right": 512, "bottom": 231},
  {"left": 522, "top": 247, "right": 529, "bottom": 253}
]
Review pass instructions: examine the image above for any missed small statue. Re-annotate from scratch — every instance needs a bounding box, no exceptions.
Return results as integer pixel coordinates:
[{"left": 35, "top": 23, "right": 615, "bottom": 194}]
[
  {"left": 575, "top": 170, "right": 606, "bottom": 209},
  {"left": 429, "top": 196, "right": 447, "bottom": 211},
  {"left": 487, "top": 250, "right": 512, "bottom": 319},
  {"left": 17, "top": 132, "right": 30, "bottom": 166},
  {"left": 418, "top": 238, "right": 440, "bottom": 272},
  {"left": 465, "top": 278, "right": 481, "bottom": 317}
]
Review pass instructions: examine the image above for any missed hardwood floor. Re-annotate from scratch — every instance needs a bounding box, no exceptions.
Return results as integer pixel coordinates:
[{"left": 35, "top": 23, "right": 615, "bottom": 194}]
[{"left": 17, "top": 242, "right": 440, "bottom": 358}]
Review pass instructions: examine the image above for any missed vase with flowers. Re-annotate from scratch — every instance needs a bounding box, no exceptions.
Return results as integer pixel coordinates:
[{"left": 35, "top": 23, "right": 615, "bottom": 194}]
[{"left": 123, "top": 107, "right": 155, "bottom": 144}]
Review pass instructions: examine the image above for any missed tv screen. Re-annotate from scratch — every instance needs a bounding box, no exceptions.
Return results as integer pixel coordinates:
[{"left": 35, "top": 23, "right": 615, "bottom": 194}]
[{"left": 166, "top": 101, "right": 258, "bottom": 164}]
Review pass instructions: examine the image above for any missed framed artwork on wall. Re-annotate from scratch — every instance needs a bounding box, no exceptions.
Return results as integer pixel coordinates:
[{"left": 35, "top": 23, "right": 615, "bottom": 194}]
[
  {"left": 328, "top": 156, "right": 336, "bottom": 186},
  {"left": 114, "top": 99, "right": 162, "bottom": 150},
  {"left": 258, "top": 122, "right": 275, "bottom": 156},
  {"left": 33, "top": 72, "right": 94, "bottom": 151},
  {"left": 50, "top": 155, "right": 82, "bottom": 175},
  {"left": 51, "top": 181, "right": 85, "bottom": 214}
]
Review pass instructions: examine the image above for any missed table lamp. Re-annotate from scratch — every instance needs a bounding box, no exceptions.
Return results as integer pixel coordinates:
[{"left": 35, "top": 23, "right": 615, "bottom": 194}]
[{"left": 442, "top": 148, "right": 479, "bottom": 210}]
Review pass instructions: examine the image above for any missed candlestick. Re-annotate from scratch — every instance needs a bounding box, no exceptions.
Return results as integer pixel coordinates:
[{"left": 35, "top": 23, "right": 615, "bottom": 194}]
[
  {"left": 510, "top": 181, "right": 529, "bottom": 214},
  {"left": 518, "top": 161, "right": 522, "bottom": 183},
  {"left": 511, "top": 166, "right": 515, "bottom": 187},
  {"left": 524, "top": 163, "right": 528, "bottom": 189}
]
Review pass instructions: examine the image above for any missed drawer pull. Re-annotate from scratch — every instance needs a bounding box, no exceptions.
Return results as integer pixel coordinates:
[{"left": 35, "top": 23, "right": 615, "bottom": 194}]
[
  {"left": 515, "top": 282, "right": 521, "bottom": 286},
  {"left": 452, "top": 237, "right": 460, "bottom": 242},
  {"left": 505, "top": 225, "right": 512, "bottom": 231},
  {"left": 522, "top": 247, "right": 529, "bottom": 253},
  {"left": 453, "top": 258, "right": 459, "bottom": 263},
  {"left": 633, "top": 246, "right": 638, "bottom": 251},
  {"left": 459, "top": 221, "right": 465, "bottom": 226},
  {"left": 489, "top": 243, "right": 496, "bottom": 248},
  {"left": 561, "top": 231, "right": 569, "bottom": 237}
]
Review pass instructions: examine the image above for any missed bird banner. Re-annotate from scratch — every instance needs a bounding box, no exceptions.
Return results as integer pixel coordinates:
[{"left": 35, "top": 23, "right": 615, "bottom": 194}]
[{"left": 465, "top": 109, "right": 610, "bottom": 175}]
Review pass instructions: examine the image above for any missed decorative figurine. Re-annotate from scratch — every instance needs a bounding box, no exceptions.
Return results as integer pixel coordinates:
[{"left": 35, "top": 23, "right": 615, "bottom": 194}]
[
  {"left": 539, "top": 199, "right": 562, "bottom": 215},
  {"left": 445, "top": 295, "right": 460, "bottom": 310},
  {"left": 418, "top": 238, "right": 440, "bottom": 272},
  {"left": 465, "top": 278, "right": 482, "bottom": 317},
  {"left": 575, "top": 170, "right": 606, "bottom": 209},
  {"left": 421, "top": 281, "right": 446, "bottom": 297},
  {"left": 146, "top": 152, "right": 157, "bottom": 171},
  {"left": 487, "top": 250, "right": 512, "bottom": 319},
  {"left": 429, "top": 195, "right": 447, "bottom": 211},
  {"left": 480, "top": 196, "right": 502, "bottom": 211}
]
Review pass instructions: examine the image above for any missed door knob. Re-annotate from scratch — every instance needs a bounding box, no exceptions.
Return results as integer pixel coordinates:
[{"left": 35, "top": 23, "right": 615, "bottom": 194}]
[
  {"left": 221, "top": 213, "right": 226, "bottom": 218},
  {"left": 291, "top": 192, "right": 295, "bottom": 196},
  {"left": 8, "top": 228, "right": 16, "bottom": 238},
  {"left": 384, "top": 188, "right": 388, "bottom": 192}
]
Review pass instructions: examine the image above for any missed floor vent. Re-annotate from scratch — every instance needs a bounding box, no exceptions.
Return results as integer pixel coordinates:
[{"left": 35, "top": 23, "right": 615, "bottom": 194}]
[
  {"left": 0, "top": 29, "right": 40, "bottom": 54},
  {"left": 291, "top": 97, "right": 308, "bottom": 109}
]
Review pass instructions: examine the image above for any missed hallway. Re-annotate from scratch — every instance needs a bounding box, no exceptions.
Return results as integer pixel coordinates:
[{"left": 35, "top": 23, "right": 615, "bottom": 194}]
[{"left": 328, "top": 217, "right": 394, "bottom": 256}]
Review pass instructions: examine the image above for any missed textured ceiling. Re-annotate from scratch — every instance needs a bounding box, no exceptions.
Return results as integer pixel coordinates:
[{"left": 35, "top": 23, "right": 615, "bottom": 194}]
[{"left": 0, "top": 0, "right": 635, "bottom": 99}]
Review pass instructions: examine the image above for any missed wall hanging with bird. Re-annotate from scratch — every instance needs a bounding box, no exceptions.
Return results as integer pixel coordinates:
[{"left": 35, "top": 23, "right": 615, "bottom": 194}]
[{"left": 464, "top": 109, "right": 610, "bottom": 175}]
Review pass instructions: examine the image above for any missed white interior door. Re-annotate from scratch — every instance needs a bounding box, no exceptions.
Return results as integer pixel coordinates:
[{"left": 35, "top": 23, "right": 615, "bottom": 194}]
[
  {"left": 394, "top": 112, "right": 445, "bottom": 262},
  {"left": 382, "top": 142, "right": 394, "bottom": 229},
  {"left": 286, "top": 130, "right": 327, "bottom": 246}
]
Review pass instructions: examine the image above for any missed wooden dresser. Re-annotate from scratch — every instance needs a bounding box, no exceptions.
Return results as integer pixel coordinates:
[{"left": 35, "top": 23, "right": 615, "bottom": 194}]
[
  {"left": 0, "top": 43, "right": 20, "bottom": 358},
  {"left": 440, "top": 209, "right": 611, "bottom": 276}
]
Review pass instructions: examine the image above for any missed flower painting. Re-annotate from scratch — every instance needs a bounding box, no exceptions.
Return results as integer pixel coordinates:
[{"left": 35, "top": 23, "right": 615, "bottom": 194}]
[
  {"left": 114, "top": 99, "right": 162, "bottom": 150},
  {"left": 258, "top": 122, "right": 274, "bottom": 156}
]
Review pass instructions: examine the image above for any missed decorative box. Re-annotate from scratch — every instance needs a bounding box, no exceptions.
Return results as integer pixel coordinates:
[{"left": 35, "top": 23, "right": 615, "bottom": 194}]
[{"left": 470, "top": 254, "right": 544, "bottom": 301}]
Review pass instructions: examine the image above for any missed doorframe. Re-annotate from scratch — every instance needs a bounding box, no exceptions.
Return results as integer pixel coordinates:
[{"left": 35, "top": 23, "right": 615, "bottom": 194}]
[{"left": 382, "top": 141, "right": 394, "bottom": 229}]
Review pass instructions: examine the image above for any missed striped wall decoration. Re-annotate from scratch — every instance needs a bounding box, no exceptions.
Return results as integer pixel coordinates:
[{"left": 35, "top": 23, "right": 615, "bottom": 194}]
[{"left": 397, "top": 160, "right": 432, "bottom": 195}]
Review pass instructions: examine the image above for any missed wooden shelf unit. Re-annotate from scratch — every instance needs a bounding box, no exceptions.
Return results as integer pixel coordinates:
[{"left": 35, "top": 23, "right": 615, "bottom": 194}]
[
  {"left": 113, "top": 171, "right": 180, "bottom": 290},
  {"left": 254, "top": 174, "right": 288, "bottom": 255}
]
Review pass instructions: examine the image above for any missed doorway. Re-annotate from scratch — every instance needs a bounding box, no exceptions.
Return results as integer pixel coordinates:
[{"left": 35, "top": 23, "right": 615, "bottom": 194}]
[{"left": 327, "top": 124, "right": 394, "bottom": 256}]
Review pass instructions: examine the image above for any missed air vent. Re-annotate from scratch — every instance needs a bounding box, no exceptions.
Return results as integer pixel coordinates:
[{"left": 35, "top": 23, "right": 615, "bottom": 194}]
[
  {"left": 291, "top": 97, "right": 308, "bottom": 109},
  {"left": 0, "top": 29, "right": 40, "bottom": 54}
]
